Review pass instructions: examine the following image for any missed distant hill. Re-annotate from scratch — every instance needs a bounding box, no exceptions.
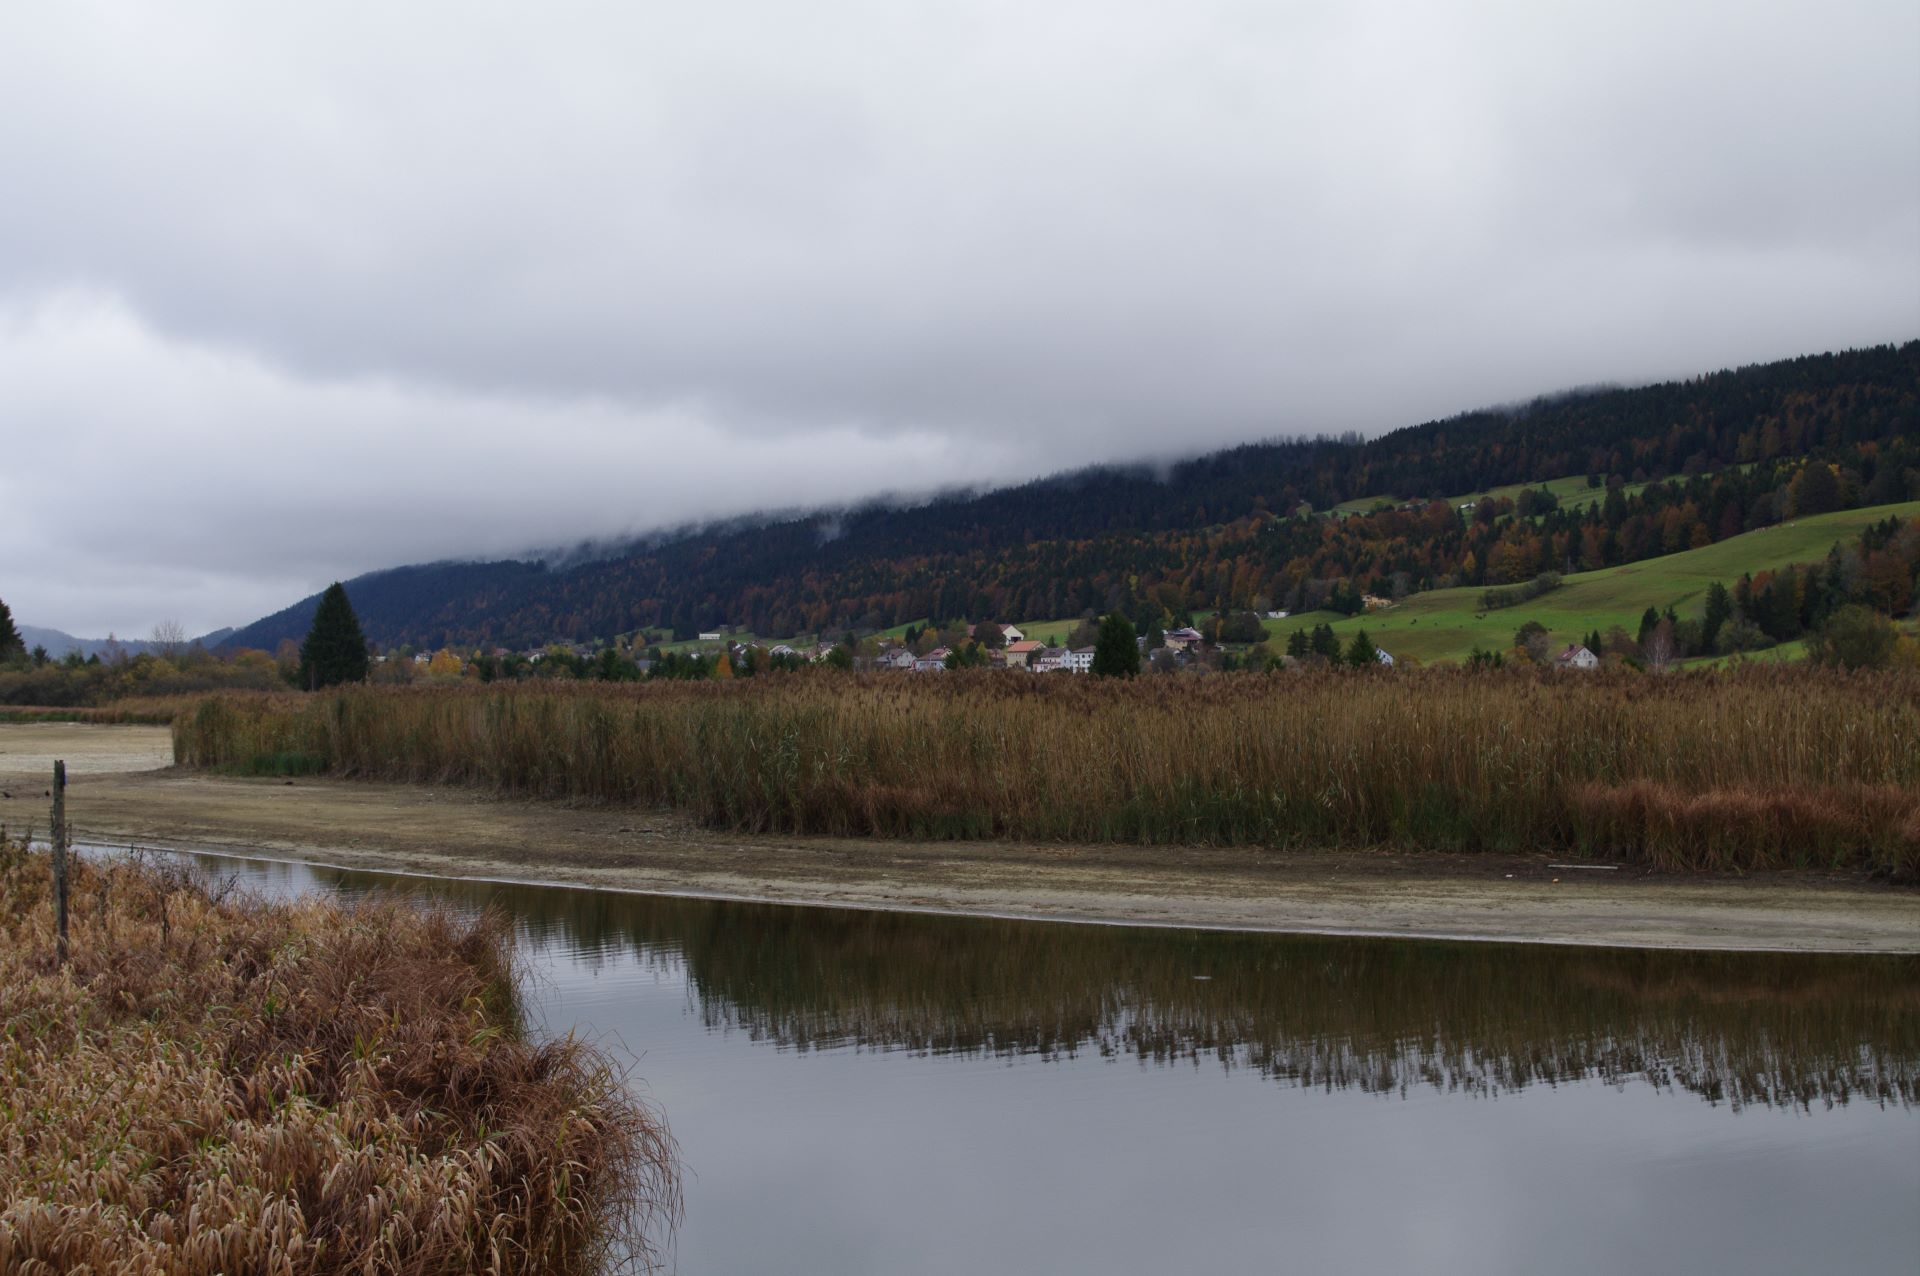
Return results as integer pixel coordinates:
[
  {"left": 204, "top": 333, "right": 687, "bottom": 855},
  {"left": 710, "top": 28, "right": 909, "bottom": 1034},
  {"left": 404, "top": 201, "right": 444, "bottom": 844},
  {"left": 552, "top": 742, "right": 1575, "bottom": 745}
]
[
  {"left": 19, "top": 626, "right": 155, "bottom": 661},
  {"left": 220, "top": 342, "right": 1920, "bottom": 653},
  {"left": 19, "top": 625, "right": 231, "bottom": 661}
]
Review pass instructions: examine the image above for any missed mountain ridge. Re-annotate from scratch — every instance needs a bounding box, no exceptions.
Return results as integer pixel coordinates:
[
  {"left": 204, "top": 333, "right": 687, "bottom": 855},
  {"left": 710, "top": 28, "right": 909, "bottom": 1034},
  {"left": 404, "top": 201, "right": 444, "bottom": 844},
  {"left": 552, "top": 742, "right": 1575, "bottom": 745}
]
[{"left": 219, "top": 341, "right": 1920, "bottom": 653}]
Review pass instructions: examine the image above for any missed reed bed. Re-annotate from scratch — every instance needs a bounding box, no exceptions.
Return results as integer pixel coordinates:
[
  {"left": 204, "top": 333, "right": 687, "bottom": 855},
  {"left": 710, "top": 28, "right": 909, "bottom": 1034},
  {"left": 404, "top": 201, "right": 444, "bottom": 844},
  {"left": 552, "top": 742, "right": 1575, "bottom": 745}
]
[
  {"left": 0, "top": 695, "right": 221, "bottom": 725},
  {"left": 175, "top": 667, "right": 1920, "bottom": 875},
  {"left": 0, "top": 842, "right": 678, "bottom": 1275}
]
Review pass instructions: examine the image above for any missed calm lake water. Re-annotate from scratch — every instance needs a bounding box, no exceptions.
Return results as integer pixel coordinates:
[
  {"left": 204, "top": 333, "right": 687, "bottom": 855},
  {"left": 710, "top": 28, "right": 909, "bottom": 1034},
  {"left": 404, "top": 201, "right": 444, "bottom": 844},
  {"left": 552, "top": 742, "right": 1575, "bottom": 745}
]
[{"left": 155, "top": 850, "right": 1918, "bottom": 1275}]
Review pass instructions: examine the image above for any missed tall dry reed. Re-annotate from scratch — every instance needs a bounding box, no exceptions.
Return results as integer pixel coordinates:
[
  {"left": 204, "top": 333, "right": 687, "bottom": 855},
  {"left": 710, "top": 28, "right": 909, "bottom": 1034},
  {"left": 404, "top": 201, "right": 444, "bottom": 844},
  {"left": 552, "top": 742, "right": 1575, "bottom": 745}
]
[
  {"left": 175, "top": 667, "right": 1920, "bottom": 874},
  {"left": 0, "top": 842, "right": 678, "bottom": 1274},
  {"left": 0, "top": 693, "right": 242, "bottom": 725}
]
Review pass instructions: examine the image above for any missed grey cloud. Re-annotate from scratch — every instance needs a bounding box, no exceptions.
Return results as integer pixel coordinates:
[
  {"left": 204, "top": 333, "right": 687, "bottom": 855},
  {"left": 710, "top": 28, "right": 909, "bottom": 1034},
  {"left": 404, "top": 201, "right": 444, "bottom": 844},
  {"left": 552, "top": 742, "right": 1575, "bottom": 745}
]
[{"left": 0, "top": 1, "right": 1915, "bottom": 635}]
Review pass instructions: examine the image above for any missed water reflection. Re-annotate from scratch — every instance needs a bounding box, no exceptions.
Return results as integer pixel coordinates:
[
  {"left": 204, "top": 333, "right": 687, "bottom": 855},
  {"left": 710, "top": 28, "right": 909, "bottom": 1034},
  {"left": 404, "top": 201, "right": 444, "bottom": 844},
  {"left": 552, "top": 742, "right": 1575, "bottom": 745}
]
[{"left": 160, "top": 849, "right": 1917, "bottom": 1113}]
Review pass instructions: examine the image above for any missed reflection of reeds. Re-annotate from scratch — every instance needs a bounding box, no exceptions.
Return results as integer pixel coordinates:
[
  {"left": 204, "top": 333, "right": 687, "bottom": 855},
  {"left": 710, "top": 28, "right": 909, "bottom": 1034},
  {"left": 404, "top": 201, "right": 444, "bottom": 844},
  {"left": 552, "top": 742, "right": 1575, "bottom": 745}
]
[
  {"left": 0, "top": 841, "right": 678, "bottom": 1274},
  {"left": 176, "top": 666, "right": 1920, "bottom": 873},
  {"left": 662, "top": 905, "right": 1920, "bottom": 1111},
  {"left": 280, "top": 864, "right": 1920, "bottom": 1114}
]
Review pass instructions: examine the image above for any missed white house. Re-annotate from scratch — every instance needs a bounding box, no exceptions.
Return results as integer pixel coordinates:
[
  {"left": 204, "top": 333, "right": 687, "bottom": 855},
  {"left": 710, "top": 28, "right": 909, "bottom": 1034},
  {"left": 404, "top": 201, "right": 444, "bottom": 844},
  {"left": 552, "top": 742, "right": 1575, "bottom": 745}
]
[
  {"left": 1064, "top": 647, "right": 1095, "bottom": 673},
  {"left": 697, "top": 631, "right": 722, "bottom": 641},
  {"left": 878, "top": 648, "right": 917, "bottom": 671},
  {"left": 914, "top": 649, "right": 951, "bottom": 672},
  {"left": 1554, "top": 643, "right": 1599, "bottom": 670}
]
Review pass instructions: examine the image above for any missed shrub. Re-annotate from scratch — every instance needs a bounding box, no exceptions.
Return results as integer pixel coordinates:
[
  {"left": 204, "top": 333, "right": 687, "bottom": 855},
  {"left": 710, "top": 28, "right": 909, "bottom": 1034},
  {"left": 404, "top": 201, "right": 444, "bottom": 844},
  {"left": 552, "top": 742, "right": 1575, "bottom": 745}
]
[
  {"left": 1808, "top": 605, "right": 1901, "bottom": 670},
  {"left": 1480, "top": 572, "right": 1562, "bottom": 612}
]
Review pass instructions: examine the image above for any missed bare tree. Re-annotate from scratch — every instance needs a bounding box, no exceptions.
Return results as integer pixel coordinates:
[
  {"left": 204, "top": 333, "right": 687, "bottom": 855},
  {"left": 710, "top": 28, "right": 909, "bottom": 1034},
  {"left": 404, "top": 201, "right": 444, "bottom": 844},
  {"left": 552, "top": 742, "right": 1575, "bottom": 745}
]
[
  {"left": 150, "top": 619, "right": 189, "bottom": 661},
  {"left": 1645, "top": 618, "right": 1678, "bottom": 670}
]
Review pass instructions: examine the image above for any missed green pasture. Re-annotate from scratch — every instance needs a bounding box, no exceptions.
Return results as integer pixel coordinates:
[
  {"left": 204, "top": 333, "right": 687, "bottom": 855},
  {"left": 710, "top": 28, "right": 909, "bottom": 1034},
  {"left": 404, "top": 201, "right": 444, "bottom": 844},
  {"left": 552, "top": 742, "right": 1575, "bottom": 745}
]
[{"left": 1291, "top": 501, "right": 1918, "bottom": 664}]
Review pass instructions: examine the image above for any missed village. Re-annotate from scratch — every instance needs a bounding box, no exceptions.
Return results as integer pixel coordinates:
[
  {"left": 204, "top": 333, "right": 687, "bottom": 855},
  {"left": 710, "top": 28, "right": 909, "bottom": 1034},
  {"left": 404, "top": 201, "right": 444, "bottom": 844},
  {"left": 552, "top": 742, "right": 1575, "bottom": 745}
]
[
  {"left": 375, "top": 620, "right": 1436, "bottom": 680},
  {"left": 367, "top": 614, "right": 1621, "bottom": 682}
]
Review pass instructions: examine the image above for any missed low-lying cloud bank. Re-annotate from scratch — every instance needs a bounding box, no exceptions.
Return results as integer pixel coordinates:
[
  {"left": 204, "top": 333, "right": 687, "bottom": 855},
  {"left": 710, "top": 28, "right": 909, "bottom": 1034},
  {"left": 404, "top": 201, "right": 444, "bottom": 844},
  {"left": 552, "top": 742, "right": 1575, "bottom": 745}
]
[{"left": 0, "top": 291, "right": 1027, "bottom": 636}]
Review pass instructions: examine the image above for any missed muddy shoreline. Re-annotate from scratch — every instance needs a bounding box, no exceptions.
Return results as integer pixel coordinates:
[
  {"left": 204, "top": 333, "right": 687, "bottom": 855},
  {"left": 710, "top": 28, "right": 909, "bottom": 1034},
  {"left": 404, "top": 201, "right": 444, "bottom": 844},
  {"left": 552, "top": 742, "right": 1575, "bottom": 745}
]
[{"left": 5, "top": 722, "right": 1916, "bottom": 953}]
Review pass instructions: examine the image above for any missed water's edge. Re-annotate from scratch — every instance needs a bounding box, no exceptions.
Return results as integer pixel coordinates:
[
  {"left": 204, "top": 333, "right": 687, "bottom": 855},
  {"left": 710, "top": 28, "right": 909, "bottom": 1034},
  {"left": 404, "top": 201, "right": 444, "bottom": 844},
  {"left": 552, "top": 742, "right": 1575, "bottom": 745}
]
[{"left": 66, "top": 833, "right": 1920, "bottom": 955}]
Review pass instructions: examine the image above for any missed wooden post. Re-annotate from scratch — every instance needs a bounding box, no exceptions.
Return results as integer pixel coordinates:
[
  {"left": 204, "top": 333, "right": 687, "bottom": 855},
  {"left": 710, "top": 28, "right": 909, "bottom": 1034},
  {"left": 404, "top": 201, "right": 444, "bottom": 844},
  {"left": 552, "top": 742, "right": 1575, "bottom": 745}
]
[{"left": 51, "top": 760, "right": 68, "bottom": 966}]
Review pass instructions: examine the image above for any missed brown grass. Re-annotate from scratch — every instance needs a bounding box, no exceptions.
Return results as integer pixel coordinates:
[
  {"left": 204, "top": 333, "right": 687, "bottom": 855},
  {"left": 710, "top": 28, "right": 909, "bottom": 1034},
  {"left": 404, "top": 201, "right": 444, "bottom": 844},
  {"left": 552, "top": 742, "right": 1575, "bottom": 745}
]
[
  {"left": 173, "top": 666, "right": 1920, "bottom": 875},
  {"left": 0, "top": 841, "right": 678, "bottom": 1274}
]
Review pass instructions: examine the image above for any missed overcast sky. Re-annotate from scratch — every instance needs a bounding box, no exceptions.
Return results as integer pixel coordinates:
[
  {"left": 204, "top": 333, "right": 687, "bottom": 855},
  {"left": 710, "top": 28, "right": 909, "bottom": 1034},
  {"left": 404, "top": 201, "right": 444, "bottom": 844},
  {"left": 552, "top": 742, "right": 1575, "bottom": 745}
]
[{"left": 3, "top": 1, "right": 1916, "bottom": 637}]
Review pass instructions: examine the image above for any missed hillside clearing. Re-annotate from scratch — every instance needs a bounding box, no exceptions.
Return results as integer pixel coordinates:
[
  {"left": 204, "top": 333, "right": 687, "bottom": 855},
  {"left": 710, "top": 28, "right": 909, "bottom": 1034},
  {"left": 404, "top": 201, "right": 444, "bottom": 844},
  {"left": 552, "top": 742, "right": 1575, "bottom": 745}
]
[{"left": 1307, "top": 501, "right": 1919, "bottom": 664}]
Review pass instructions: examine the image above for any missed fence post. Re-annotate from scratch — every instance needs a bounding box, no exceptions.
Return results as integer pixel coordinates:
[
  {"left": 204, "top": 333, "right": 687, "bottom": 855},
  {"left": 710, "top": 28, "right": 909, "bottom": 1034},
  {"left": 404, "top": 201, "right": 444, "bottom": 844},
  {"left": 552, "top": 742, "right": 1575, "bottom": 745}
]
[{"left": 51, "top": 760, "right": 68, "bottom": 966}]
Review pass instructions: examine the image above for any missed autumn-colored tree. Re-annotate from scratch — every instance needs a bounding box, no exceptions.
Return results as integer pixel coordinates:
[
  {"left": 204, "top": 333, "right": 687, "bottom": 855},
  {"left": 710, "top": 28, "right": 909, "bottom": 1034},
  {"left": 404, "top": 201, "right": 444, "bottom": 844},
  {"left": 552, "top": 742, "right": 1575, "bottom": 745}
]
[{"left": 944, "top": 641, "right": 987, "bottom": 669}]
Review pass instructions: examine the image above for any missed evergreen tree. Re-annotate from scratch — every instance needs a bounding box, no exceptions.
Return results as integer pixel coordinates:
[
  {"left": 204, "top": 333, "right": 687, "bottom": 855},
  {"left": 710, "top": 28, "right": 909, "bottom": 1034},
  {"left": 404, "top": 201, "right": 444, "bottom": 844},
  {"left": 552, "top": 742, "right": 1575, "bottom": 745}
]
[
  {"left": 1345, "top": 629, "right": 1377, "bottom": 668},
  {"left": 1310, "top": 623, "right": 1341, "bottom": 660},
  {"left": 1091, "top": 613, "right": 1140, "bottom": 678},
  {"left": 1789, "top": 461, "right": 1842, "bottom": 516},
  {"left": 1286, "top": 628, "right": 1310, "bottom": 659},
  {"left": 0, "top": 597, "right": 22, "bottom": 662},
  {"left": 1702, "top": 581, "right": 1733, "bottom": 650},
  {"left": 298, "top": 583, "right": 370, "bottom": 689},
  {"left": 1636, "top": 606, "right": 1661, "bottom": 647}
]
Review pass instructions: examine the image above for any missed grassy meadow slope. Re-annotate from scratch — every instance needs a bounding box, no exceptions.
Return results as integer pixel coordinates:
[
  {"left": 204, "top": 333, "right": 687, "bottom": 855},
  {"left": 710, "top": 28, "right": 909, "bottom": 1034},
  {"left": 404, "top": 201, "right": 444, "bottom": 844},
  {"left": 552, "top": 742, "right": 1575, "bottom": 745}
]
[{"left": 1306, "top": 501, "right": 1920, "bottom": 664}]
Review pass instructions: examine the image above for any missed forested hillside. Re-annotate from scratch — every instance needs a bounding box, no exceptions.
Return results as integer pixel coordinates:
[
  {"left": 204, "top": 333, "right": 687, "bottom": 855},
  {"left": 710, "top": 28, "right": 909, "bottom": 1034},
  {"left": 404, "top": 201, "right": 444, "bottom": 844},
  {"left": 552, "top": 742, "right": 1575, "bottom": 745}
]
[{"left": 223, "top": 342, "right": 1920, "bottom": 651}]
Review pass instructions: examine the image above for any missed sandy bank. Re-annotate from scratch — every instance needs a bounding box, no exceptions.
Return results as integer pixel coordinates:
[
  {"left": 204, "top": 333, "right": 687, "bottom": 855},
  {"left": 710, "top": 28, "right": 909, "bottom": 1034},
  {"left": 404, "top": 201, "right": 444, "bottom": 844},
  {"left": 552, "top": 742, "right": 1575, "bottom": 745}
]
[{"left": 4, "top": 723, "right": 1914, "bottom": 953}]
